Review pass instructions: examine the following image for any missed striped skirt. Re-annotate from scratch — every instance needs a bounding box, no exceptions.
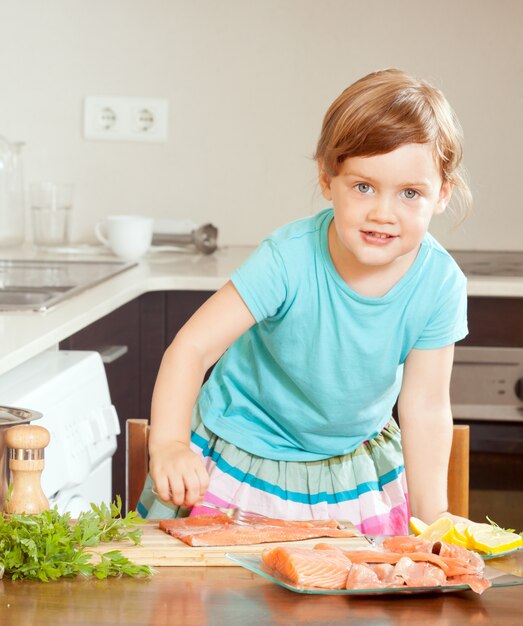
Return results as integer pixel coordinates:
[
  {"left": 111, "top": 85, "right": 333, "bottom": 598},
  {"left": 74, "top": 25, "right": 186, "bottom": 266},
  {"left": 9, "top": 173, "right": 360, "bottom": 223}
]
[{"left": 137, "top": 409, "right": 410, "bottom": 535}]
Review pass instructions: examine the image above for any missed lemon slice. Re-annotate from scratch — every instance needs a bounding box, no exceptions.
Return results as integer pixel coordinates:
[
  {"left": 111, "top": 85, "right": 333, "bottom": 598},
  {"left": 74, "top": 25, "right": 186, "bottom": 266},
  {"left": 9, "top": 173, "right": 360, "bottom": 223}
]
[
  {"left": 453, "top": 522, "right": 473, "bottom": 548},
  {"left": 467, "top": 524, "right": 523, "bottom": 555},
  {"left": 417, "top": 516, "right": 455, "bottom": 543},
  {"left": 449, "top": 530, "right": 468, "bottom": 548},
  {"left": 409, "top": 517, "right": 429, "bottom": 536},
  {"left": 453, "top": 522, "right": 469, "bottom": 541},
  {"left": 465, "top": 522, "right": 491, "bottom": 540}
]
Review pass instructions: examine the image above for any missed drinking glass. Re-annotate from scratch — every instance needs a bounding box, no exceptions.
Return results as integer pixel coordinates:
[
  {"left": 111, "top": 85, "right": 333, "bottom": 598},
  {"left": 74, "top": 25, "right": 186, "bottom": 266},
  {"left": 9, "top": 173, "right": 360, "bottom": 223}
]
[{"left": 30, "top": 182, "right": 74, "bottom": 249}]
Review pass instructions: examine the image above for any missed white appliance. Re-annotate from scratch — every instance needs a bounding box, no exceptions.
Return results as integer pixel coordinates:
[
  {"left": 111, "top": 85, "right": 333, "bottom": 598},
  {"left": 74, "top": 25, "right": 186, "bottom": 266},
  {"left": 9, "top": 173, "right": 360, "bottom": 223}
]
[{"left": 0, "top": 350, "right": 120, "bottom": 516}]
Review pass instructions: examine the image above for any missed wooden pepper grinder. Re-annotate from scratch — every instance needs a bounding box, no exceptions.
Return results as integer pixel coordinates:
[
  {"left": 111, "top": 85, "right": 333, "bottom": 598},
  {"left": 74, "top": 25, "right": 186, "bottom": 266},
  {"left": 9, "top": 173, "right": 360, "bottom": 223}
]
[{"left": 5, "top": 424, "right": 51, "bottom": 514}]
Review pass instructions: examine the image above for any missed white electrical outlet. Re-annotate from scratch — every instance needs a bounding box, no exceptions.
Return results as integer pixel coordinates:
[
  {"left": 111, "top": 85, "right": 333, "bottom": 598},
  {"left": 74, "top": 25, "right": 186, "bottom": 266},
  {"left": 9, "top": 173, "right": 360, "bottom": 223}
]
[{"left": 83, "top": 96, "right": 168, "bottom": 142}]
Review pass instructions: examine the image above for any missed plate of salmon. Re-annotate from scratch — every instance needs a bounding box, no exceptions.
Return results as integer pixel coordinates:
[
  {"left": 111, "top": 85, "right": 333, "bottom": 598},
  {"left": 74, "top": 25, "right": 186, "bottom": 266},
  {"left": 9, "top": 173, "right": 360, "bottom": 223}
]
[{"left": 226, "top": 535, "right": 523, "bottom": 595}]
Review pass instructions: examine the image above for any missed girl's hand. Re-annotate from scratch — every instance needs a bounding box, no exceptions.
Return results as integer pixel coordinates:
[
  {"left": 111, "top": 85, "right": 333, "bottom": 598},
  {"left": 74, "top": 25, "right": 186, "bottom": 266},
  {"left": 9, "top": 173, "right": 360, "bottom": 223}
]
[{"left": 149, "top": 441, "right": 209, "bottom": 507}]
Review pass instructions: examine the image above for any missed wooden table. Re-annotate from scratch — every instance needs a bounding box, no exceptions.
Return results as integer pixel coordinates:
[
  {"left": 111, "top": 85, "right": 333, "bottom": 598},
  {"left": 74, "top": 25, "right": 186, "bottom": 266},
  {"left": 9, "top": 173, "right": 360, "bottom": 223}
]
[{"left": 1, "top": 551, "right": 521, "bottom": 626}]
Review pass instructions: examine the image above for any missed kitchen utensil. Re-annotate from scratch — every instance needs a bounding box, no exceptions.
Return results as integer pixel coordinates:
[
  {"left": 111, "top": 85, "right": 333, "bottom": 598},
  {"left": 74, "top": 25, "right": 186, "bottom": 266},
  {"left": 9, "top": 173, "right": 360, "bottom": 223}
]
[
  {"left": 30, "top": 182, "right": 74, "bottom": 248},
  {"left": 0, "top": 405, "right": 42, "bottom": 511},
  {"left": 151, "top": 490, "right": 361, "bottom": 533},
  {"left": 198, "top": 501, "right": 269, "bottom": 523},
  {"left": 152, "top": 223, "right": 218, "bottom": 254},
  {"left": 0, "top": 136, "right": 25, "bottom": 247},
  {"left": 95, "top": 214, "right": 153, "bottom": 261},
  {"left": 5, "top": 424, "right": 50, "bottom": 514},
  {"left": 150, "top": 487, "right": 266, "bottom": 523}
]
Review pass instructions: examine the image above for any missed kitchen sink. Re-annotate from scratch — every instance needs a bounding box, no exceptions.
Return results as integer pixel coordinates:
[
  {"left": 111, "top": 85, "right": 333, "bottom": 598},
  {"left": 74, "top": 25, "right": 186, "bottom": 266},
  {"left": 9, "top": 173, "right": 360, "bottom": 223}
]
[{"left": 0, "top": 259, "right": 137, "bottom": 312}]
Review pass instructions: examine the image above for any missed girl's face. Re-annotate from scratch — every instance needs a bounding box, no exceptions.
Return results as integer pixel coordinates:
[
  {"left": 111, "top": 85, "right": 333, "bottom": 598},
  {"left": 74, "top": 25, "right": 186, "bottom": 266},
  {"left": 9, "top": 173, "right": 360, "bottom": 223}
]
[{"left": 319, "top": 143, "right": 453, "bottom": 277}]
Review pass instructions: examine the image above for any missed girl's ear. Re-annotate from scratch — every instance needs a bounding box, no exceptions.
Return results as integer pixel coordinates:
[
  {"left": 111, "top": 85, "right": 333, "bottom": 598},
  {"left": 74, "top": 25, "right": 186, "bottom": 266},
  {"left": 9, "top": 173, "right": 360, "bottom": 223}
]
[
  {"left": 318, "top": 162, "right": 333, "bottom": 201},
  {"left": 435, "top": 179, "right": 454, "bottom": 214}
]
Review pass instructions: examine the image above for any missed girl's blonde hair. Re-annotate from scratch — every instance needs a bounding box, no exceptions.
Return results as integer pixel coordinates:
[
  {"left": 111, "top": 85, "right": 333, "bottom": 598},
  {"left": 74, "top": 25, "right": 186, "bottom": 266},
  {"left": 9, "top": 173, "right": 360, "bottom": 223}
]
[{"left": 314, "top": 68, "right": 472, "bottom": 220}]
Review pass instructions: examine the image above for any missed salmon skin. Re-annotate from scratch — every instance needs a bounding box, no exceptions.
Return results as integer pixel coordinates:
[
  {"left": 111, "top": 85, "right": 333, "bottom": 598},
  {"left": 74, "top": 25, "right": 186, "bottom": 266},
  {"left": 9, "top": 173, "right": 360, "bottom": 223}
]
[
  {"left": 159, "top": 514, "right": 358, "bottom": 547},
  {"left": 261, "top": 538, "right": 492, "bottom": 594}
]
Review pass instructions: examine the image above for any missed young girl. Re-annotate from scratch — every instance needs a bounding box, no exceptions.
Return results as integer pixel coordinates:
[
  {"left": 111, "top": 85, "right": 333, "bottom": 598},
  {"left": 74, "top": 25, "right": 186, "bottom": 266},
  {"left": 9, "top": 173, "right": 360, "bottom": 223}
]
[{"left": 138, "top": 68, "right": 471, "bottom": 535}]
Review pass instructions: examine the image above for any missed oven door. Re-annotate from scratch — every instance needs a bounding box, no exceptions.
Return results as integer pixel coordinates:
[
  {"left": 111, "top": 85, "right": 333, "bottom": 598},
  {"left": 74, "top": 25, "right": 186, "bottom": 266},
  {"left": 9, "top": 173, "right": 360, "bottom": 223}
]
[{"left": 450, "top": 346, "right": 523, "bottom": 423}]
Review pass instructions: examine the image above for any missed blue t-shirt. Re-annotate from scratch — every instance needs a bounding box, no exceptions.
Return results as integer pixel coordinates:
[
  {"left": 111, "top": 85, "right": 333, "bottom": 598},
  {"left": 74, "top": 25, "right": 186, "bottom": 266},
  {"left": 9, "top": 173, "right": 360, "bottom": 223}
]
[{"left": 198, "top": 208, "right": 468, "bottom": 461}]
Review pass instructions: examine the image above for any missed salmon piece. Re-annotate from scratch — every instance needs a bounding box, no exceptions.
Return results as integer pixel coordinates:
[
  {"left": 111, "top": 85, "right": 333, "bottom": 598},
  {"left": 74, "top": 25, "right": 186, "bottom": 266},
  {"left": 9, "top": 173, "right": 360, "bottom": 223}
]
[
  {"left": 340, "top": 549, "right": 476, "bottom": 577},
  {"left": 348, "top": 557, "right": 446, "bottom": 589},
  {"left": 435, "top": 541, "right": 484, "bottom": 574},
  {"left": 446, "top": 574, "right": 492, "bottom": 595},
  {"left": 382, "top": 538, "right": 485, "bottom": 578},
  {"left": 313, "top": 542, "right": 346, "bottom": 552},
  {"left": 262, "top": 545, "right": 351, "bottom": 589},
  {"left": 164, "top": 523, "right": 359, "bottom": 547},
  {"left": 160, "top": 515, "right": 348, "bottom": 533},
  {"left": 346, "top": 563, "right": 382, "bottom": 589},
  {"left": 159, "top": 514, "right": 233, "bottom": 529},
  {"left": 160, "top": 514, "right": 358, "bottom": 547},
  {"left": 367, "top": 563, "right": 400, "bottom": 586},
  {"left": 261, "top": 542, "right": 491, "bottom": 594},
  {"left": 382, "top": 535, "right": 434, "bottom": 554},
  {"left": 394, "top": 556, "right": 447, "bottom": 587},
  {"left": 240, "top": 516, "right": 341, "bottom": 529},
  {"left": 315, "top": 544, "right": 400, "bottom": 586}
]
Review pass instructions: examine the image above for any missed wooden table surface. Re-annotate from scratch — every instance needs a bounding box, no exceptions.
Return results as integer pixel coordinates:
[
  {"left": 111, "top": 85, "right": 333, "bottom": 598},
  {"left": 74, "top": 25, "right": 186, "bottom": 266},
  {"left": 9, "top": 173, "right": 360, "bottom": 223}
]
[{"left": 1, "top": 552, "right": 521, "bottom": 625}]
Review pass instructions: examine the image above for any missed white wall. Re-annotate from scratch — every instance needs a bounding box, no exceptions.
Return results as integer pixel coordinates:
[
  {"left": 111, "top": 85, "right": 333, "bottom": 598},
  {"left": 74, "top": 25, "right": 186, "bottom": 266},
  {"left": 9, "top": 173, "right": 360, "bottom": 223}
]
[{"left": 1, "top": 0, "right": 521, "bottom": 250}]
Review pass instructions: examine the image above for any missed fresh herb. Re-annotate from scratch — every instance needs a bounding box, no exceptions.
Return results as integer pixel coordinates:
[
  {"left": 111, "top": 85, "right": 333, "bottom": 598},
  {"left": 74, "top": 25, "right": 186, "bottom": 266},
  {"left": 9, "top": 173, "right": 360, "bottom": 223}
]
[
  {"left": 486, "top": 515, "right": 523, "bottom": 538},
  {"left": 72, "top": 497, "right": 146, "bottom": 547},
  {"left": 0, "top": 496, "right": 155, "bottom": 581}
]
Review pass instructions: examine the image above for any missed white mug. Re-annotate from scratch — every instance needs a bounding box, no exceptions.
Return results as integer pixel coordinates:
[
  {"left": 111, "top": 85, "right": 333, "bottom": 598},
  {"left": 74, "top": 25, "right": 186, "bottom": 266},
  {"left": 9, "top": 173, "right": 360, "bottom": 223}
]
[{"left": 95, "top": 215, "right": 153, "bottom": 261}]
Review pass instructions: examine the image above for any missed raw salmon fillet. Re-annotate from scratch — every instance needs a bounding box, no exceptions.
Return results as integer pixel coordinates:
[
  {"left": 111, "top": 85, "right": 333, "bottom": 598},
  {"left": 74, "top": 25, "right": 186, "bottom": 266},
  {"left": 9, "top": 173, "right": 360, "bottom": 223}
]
[
  {"left": 262, "top": 539, "right": 492, "bottom": 594},
  {"left": 436, "top": 540, "right": 484, "bottom": 573},
  {"left": 346, "top": 563, "right": 382, "bottom": 589},
  {"left": 159, "top": 514, "right": 359, "bottom": 547},
  {"left": 394, "top": 556, "right": 447, "bottom": 587},
  {"left": 339, "top": 547, "right": 480, "bottom": 577},
  {"left": 159, "top": 514, "right": 235, "bottom": 529},
  {"left": 262, "top": 545, "right": 351, "bottom": 589},
  {"left": 445, "top": 574, "right": 492, "bottom": 595},
  {"left": 382, "top": 535, "right": 434, "bottom": 554}
]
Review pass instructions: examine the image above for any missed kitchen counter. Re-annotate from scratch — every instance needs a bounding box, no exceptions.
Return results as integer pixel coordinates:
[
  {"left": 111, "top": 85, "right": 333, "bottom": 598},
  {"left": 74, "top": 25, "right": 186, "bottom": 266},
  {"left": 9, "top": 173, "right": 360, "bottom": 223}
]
[
  {"left": 0, "top": 246, "right": 254, "bottom": 377},
  {"left": 0, "top": 553, "right": 521, "bottom": 626},
  {"left": 1, "top": 245, "right": 522, "bottom": 377}
]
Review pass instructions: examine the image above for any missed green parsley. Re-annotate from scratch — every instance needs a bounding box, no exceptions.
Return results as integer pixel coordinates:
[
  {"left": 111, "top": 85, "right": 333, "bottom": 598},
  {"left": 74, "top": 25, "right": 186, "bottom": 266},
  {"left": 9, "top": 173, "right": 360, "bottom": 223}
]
[
  {"left": 0, "top": 496, "right": 155, "bottom": 581},
  {"left": 486, "top": 515, "right": 523, "bottom": 539}
]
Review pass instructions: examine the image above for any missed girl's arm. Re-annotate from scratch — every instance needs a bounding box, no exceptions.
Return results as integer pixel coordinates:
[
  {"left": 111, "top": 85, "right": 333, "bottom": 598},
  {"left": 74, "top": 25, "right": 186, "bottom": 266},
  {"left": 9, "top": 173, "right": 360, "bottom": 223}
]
[
  {"left": 397, "top": 344, "right": 455, "bottom": 524},
  {"left": 149, "top": 280, "right": 256, "bottom": 506}
]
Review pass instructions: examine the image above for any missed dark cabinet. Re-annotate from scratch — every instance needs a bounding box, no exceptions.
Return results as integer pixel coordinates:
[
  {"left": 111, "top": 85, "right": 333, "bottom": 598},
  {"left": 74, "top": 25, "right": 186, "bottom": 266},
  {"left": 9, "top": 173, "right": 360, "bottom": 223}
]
[
  {"left": 138, "top": 292, "right": 168, "bottom": 421},
  {"left": 140, "top": 291, "right": 214, "bottom": 426},
  {"left": 59, "top": 290, "right": 213, "bottom": 502},
  {"left": 59, "top": 299, "right": 141, "bottom": 503}
]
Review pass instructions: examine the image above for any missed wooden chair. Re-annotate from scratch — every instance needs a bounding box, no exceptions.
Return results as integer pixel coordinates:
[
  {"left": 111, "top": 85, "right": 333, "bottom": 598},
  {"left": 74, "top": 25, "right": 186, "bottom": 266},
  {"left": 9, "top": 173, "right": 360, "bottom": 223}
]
[
  {"left": 126, "top": 419, "right": 470, "bottom": 518},
  {"left": 448, "top": 424, "right": 470, "bottom": 519},
  {"left": 126, "top": 419, "right": 151, "bottom": 514}
]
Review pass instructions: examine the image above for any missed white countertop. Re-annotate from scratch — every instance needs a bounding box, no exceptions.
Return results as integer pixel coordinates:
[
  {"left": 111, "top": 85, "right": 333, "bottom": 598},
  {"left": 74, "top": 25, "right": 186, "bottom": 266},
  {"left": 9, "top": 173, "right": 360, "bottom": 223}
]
[
  {"left": 1, "top": 245, "right": 522, "bottom": 377},
  {"left": 0, "top": 246, "right": 255, "bottom": 377}
]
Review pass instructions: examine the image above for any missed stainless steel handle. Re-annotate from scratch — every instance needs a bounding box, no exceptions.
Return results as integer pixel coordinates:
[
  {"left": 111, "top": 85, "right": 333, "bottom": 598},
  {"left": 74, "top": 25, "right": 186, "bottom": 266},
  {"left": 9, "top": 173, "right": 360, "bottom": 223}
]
[{"left": 97, "top": 345, "right": 129, "bottom": 364}]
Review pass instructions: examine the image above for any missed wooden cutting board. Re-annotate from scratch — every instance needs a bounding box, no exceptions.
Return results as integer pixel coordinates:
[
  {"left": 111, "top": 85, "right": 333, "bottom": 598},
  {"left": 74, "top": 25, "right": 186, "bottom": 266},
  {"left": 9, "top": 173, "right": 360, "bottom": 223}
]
[{"left": 89, "top": 521, "right": 371, "bottom": 567}]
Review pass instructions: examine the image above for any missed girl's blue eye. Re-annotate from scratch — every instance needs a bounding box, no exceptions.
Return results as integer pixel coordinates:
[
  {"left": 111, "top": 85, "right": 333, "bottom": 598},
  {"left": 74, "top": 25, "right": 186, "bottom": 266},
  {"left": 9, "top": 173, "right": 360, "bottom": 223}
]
[
  {"left": 403, "top": 189, "right": 418, "bottom": 199},
  {"left": 356, "top": 183, "right": 372, "bottom": 193}
]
